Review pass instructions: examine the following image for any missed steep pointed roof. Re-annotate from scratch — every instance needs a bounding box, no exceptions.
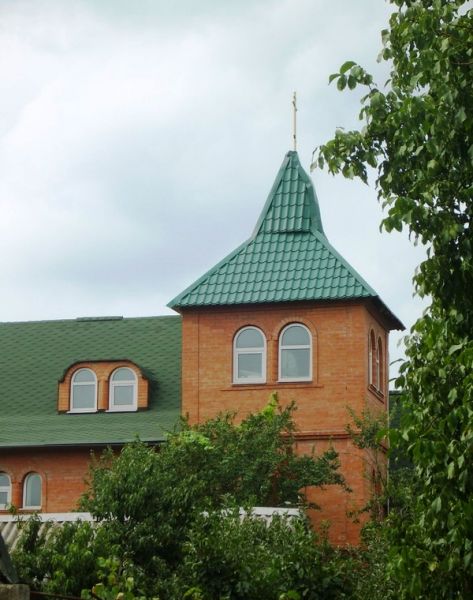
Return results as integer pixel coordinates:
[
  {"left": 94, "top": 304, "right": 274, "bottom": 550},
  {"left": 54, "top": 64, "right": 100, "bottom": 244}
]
[
  {"left": 169, "top": 151, "right": 403, "bottom": 330},
  {"left": 253, "top": 150, "right": 325, "bottom": 236}
]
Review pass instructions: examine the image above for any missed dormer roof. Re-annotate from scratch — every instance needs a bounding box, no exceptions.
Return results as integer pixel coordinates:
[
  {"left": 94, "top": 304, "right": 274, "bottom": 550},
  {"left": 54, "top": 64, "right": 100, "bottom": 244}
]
[
  {"left": 169, "top": 151, "right": 403, "bottom": 330},
  {"left": 0, "top": 316, "right": 181, "bottom": 448}
]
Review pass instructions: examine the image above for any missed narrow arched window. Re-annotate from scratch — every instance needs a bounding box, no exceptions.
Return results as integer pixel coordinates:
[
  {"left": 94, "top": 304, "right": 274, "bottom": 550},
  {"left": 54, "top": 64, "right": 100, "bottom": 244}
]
[
  {"left": 279, "top": 324, "right": 312, "bottom": 381},
  {"left": 377, "top": 337, "right": 384, "bottom": 394},
  {"left": 233, "top": 327, "right": 266, "bottom": 384},
  {"left": 369, "top": 330, "right": 376, "bottom": 387},
  {"left": 23, "top": 473, "right": 42, "bottom": 509},
  {"left": 71, "top": 368, "right": 97, "bottom": 412},
  {"left": 109, "top": 367, "right": 138, "bottom": 411},
  {"left": 0, "top": 473, "right": 11, "bottom": 509}
]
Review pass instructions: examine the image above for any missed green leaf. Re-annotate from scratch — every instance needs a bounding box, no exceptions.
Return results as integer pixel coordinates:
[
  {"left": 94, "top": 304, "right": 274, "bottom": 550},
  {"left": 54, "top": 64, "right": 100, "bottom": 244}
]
[
  {"left": 348, "top": 75, "right": 356, "bottom": 90},
  {"left": 340, "top": 60, "right": 356, "bottom": 74},
  {"left": 447, "top": 462, "right": 455, "bottom": 479},
  {"left": 432, "top": 496, "right": 442, "bottom": 513},
  {"left": 448, "top": 343, "right": 464, "bottom": 355},
  {"left": 337, "top": 75, "right": 347, "bottom": 91}
]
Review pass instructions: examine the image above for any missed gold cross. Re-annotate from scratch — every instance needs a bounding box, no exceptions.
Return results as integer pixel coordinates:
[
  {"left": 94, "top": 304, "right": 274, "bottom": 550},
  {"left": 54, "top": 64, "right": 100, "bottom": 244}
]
[{"left": 292, "top": 91, "right": 297, "bottom": 151}]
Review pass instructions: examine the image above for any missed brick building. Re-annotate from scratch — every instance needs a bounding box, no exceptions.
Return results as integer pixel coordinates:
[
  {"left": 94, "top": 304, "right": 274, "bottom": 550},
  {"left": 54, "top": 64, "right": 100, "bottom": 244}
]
[{"left": 0, "top": 150, "right": 403, "bottom": 544}]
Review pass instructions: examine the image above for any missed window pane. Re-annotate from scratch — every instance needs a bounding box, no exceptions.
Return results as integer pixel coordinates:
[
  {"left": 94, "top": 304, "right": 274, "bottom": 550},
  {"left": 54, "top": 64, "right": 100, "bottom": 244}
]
[
  {"left": 0, "top": 491, "right": 8, "bottom": 506},
  {"left": 73, "top": 369, "right": 95, "bottom": 383},
  {"left": 113, "top": 385, "right": 134, "bottom": 406},
  {"left": 281, "top": 348, "right": 310, "bottom": 378},
  {"left": 282, "top": 325, "right": 310, "bottom": 346},
  {"left": 112, "top": 368, "right": 135, "bottom": 382},
  {"left": 0, "top": 474, "right": 9, "bottom": 486},
  {"left": 25, "top": 474, "right": 41, "bottom": 507},
  {"left": 72, "top": 384, "right": 95, "bottom": 409},
  {"left": 237, "top": 353, "right": 262, "bottom": 379},
  {"left": 236, "top": 329, "right": 264, "bottom": 349}
]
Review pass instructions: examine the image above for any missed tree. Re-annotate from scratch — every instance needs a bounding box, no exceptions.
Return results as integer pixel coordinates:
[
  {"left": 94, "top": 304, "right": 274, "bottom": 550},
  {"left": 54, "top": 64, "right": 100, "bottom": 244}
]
[
  {"left": 12, "top": 398, "right": 344, "bottom": 598},
  {"left": 80, "top": 398, "right": 343, "bottom": 586},
  {"left": 314, "top": 1, "right": 473, "bottom": 597}
]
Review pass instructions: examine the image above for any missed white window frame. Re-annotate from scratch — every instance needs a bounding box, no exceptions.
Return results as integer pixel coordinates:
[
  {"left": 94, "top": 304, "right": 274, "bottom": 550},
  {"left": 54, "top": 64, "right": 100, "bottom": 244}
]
[
  {"left": 23, "top": 472, "right": 42, "bottom": 509},
  {"left": 70, "top": 368, "right": 98, "bottom": 413},
  {"left": 233, "top": 326, "right": 266, "bottom": 384},
  {"left": 108, "top": 367, "right": 138, "bottom": 412},
  {"left": 278, "top": 323, "right": 312, "bottom": 382},
  {"left": 0, "top": 472, "right": 11, "bottom": 509},
  {"left": 377, "top": 336, "right": 383, "bottom": 393},
  {"left": 369, "top": 330, "right": 376, "bottom": 387}
]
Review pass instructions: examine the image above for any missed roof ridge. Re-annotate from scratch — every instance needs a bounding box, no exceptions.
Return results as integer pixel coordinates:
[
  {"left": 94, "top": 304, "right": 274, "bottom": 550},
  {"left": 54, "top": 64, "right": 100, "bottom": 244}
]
[{"left": 0, "top": 315, "right": 181, "bottom": 326}]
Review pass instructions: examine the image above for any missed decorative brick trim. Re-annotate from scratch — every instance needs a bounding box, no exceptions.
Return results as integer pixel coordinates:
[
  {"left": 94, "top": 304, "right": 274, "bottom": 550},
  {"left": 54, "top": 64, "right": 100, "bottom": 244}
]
[{"left": 295, "top": 430, "right": 351, "bottom": 441}]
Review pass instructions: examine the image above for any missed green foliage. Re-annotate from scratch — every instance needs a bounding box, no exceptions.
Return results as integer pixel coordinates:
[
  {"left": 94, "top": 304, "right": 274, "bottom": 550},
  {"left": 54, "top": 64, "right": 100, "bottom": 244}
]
[
  {"left": 78, "top": 400, "right": 344, "bottom": 594},
  {"left": 346, "top": 408, "right": 388, "bottom": 521},
  {"left": 351, "top": 521, "right": 395, "bottom": 600},
  {"left": 81, "top": 557, "right": 152, "bottom": 600},
  {"left": 12, "top": 516, "right": 112, "bottom": 595},
  {"left": 12, "top": 399, "right": 345, "bottom": 598},
  {"left": 316, "top": 0, "right": 473, "bottom": 596},
  {"left": 177, "top": 510, "right": 353, "bottom": 600}
]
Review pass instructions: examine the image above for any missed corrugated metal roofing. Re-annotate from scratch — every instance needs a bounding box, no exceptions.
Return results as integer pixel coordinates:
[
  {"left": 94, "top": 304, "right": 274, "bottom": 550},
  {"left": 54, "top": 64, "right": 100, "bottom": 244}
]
[
  {"left": 0, "top": 316, "right": 181, "bottom": 448},
  {"left": 169, "top": 151, "right": 381, "bottom": 309}
]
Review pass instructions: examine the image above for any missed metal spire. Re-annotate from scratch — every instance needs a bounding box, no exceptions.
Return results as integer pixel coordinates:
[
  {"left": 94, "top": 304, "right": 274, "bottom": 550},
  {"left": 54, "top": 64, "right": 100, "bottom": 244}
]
[{"left": 292, "top": 91, "right": 297, "bottom": 151}]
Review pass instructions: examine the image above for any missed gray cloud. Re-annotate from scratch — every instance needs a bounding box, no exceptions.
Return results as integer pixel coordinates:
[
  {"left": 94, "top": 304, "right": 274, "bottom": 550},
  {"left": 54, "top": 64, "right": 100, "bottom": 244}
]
[{"left": 0, "top": 0, "right": 422, "bottom": 375}]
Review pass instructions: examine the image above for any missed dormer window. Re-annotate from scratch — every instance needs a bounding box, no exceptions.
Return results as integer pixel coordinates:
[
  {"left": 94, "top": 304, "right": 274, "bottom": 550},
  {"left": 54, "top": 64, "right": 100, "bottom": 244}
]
[
  {"left": 233, "top": 327, "right": 266, "bottom": 384},
  {"left": 59, "top": 361, "right": 149, "bottom": 413},
  {"left": 279, "top": 324, "right": 312, "bottom": 381},
  {"left": 71, "top": 368, "right": 97, "bottom": 413},
  {"left": 109, "top": 367, "right": 138, "bottom": 411}
]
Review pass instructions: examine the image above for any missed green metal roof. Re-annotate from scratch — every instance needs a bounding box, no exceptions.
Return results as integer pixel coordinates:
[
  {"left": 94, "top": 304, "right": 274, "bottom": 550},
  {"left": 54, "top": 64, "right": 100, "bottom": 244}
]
[
  {"left": 169, "top": 151, "right": 400, "bottom": 325},
  {"left": 0, "top": 316, "right": 181, "bottom": 448}
]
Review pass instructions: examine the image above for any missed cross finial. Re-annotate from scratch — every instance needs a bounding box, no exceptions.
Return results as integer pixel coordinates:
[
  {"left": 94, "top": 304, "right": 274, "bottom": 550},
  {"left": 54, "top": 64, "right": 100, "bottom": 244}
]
[{"left": 292, "top": 91, "right": 297, "bottom": 151}]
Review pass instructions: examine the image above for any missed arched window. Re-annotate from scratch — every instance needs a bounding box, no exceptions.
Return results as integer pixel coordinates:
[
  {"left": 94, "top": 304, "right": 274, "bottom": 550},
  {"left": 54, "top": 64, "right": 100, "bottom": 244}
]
[
  {"left": 23, "top": 473, "right": 42, "bottom": 509},
  {"left": 233, "top": 327, "right": 266, "bottom": 384},
  {"left": 279, "top": 323, "right": 312, "bottom": 381},
  {"left": 71, "top": 368, "right": 97, "bottom": 412},
  {"left": 369, "top": 330, "right": 377, "bottom": 387},
  {"left": 0, "top": 473, "right": 11, "bottom": 509},
  {"left": 377, "top": 337, "right": 384, "bottom": 394},
  {"left": 109, "top": 367, "right": 138, "bottom": 411}
]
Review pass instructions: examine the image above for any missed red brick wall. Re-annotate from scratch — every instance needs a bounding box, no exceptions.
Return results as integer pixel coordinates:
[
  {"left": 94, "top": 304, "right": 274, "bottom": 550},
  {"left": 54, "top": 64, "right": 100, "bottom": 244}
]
[
  {"left": 0, "top": 447, "right": 98, "bottom": 513},
  {"left": 180, "top": 300, "right": 389, "bottom": 545},
  {"left": 0, "top": 299, "right": 389, "bottom": 547}
]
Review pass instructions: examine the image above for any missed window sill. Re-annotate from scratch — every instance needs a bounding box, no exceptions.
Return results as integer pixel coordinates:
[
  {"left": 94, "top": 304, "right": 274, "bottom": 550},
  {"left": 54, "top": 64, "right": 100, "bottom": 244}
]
[
  {"left": 106, "top": 408, "right": 138, "bottom": 413},
  {"left": 67, "top": 410, "right": 97, "bottom": 414},
  {"left": 368, "top": 384, "right": 385, "bottom": 402},
  {"left": 223, "top": 382, "right": 323, "bottom": 391},
  {"left": 277, "top": 378, "right": 312, "bottom": 384}
]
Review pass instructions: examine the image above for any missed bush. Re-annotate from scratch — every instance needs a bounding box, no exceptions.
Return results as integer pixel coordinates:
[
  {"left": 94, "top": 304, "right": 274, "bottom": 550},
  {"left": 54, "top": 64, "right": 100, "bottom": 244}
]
[{"left": 176, "top": 510, "right": 353, "bottom": 600}]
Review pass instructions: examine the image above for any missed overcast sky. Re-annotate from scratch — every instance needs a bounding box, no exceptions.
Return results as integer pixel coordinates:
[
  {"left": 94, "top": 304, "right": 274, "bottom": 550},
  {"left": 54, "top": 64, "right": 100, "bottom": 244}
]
[{"left": 0, "top": 0, "right": 426, "bottom": 376}]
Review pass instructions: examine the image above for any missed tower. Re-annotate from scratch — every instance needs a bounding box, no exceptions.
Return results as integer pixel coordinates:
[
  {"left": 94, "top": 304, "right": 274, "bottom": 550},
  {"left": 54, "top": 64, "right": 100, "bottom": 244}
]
[{"left": 169, "top": 150, "right": 403, "bottom": 543}]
